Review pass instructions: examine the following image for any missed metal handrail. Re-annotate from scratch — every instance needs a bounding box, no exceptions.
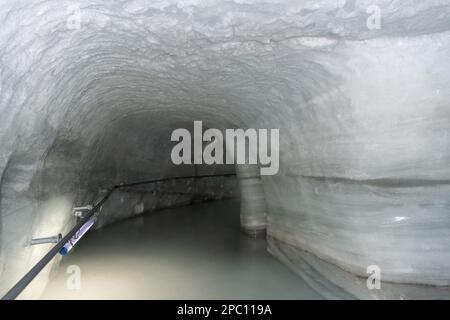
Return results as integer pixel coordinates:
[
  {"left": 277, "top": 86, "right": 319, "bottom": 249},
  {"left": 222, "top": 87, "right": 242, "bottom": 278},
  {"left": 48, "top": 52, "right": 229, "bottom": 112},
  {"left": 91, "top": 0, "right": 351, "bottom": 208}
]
[{"left": 1, "top": 173, "right": 235, "bottom": 300}]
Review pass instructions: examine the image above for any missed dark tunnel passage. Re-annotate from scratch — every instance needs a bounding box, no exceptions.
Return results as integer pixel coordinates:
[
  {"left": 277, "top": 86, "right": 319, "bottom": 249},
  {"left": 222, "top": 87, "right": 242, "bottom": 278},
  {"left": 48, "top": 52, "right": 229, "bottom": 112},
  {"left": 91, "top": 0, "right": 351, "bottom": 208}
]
[
  {"left": 2, "top": 0, "right": 450, "bottom": 301},
  {"left": 2, "top": 110, "right": 277, "bottom": 299}
]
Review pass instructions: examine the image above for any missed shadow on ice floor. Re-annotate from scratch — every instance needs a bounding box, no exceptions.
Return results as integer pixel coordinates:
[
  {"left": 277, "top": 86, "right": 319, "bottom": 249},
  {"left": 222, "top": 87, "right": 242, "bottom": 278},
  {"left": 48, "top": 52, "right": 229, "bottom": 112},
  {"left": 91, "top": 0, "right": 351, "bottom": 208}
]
[{"left": 41, "top": 199, "right": 322, "bottom": 299}]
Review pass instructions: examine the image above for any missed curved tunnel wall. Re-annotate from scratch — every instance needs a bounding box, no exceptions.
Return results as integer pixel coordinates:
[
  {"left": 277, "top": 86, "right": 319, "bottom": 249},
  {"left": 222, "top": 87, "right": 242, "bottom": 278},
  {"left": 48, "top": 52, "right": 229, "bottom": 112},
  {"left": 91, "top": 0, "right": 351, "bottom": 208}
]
[{"left": 1, "top": 0, "right": 450, "bottom": 299}]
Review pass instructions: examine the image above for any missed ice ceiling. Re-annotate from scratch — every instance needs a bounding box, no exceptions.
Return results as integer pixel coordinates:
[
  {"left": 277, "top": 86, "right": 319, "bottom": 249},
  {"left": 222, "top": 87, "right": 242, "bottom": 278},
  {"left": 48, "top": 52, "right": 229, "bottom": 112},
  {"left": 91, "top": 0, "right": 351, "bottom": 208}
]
[{"left": 1, "top": 0, "right": 450, "bottom": 299}]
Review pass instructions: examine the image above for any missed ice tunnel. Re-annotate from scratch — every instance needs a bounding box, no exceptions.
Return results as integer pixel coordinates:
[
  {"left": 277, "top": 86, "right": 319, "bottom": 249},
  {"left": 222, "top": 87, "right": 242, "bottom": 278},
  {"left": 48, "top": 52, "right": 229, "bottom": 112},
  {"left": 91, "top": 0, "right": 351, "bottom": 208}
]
[{"left": 1, "top": 0, "right": 450, "bottom": 300}]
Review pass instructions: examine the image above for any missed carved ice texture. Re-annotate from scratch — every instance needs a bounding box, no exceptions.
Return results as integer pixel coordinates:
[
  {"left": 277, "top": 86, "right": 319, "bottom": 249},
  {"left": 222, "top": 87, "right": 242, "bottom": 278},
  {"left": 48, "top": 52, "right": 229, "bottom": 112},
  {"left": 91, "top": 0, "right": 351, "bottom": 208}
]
[{"left": 1, "top": 0, "right": 450, "bottom": 299}]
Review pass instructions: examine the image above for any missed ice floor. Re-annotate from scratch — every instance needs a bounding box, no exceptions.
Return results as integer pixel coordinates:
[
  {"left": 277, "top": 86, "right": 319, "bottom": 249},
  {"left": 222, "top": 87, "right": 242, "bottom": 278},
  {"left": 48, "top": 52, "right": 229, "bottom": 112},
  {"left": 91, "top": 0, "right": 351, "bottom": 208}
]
[{"left": 41, "top": 199, "right": 322, "bottom": 299}]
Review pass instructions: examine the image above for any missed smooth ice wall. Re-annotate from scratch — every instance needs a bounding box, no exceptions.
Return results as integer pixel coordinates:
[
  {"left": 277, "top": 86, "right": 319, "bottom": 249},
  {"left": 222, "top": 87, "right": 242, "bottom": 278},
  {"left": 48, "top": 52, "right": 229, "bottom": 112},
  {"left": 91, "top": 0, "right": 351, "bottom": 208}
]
[{"left": 1, "top": 0, "right": 450, "bottom": 298}]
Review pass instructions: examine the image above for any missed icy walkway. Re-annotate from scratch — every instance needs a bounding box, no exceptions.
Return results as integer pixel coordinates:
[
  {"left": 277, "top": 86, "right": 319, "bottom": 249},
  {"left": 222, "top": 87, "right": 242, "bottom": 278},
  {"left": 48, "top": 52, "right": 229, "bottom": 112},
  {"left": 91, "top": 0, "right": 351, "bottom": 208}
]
[{"left": 41, "top": 199, "right": 321, "bottom": 299}]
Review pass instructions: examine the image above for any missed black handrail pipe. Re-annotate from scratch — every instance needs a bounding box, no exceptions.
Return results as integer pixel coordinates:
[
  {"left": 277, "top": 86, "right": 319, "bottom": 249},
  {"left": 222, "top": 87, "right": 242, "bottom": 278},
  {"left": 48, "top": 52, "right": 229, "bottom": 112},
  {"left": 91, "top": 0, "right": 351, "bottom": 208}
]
[{"left": 1, "top": 173, "right": 235, "bottom": 300}]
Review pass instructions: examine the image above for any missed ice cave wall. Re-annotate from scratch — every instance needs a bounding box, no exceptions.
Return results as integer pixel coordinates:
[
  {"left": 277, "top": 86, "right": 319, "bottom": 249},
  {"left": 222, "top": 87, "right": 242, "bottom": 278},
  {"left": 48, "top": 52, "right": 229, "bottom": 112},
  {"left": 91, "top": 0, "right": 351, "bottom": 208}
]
[{"left": 1, "top": 0, "right": 450, "bottom": 299}]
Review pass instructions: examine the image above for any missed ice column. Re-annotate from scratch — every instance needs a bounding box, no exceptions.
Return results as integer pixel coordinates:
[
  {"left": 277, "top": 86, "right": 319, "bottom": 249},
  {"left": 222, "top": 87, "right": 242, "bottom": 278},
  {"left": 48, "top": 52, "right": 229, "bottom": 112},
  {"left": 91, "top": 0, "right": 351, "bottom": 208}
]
[{"left": 236, "top": 164, "right": 267, "bottom": 237}]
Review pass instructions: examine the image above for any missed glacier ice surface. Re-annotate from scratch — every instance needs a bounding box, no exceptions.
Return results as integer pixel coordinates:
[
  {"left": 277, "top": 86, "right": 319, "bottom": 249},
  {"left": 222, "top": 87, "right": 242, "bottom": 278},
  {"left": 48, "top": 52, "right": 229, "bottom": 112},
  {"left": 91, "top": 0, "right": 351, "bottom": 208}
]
[{"left": 1, "top": 0, "right": 450, "bottom": 299}]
